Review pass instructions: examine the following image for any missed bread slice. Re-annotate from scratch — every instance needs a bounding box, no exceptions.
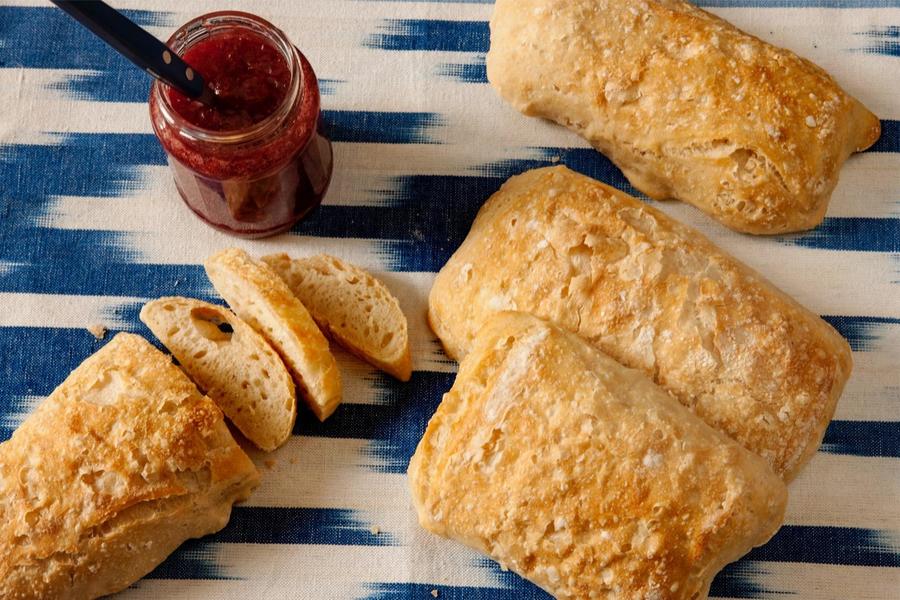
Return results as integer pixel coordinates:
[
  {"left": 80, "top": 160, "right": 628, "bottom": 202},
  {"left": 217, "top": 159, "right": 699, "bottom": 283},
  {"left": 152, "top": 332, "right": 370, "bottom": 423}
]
[
  {"left": 0, "top": 333, "right": 259, "bottom": 599},
  {"left": 140, "top": 296, "right": 297, "bottom": 451},
  {"left": 205, "top": 248, "right": 342, "bottom": 421},
  {"left": 263, "top": 253, "right": 412, "bottom": 381},
  {"left": 409, "top": 312, "right": 786, "bottom": 600}
]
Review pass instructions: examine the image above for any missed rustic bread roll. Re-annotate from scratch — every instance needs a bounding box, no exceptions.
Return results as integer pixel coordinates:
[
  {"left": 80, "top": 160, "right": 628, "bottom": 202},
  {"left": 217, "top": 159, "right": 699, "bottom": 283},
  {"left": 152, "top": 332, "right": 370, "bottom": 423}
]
[
  {"left": 263, "top": 253, "right": 412, "bottom": 381},
  {"left": 429, "top": 166, "right": 852, "bottom": 480},
  {"left": 141, "top": 297, "right": 297, "bottom": 451},
  {"left": 0, "top": 333, "right": 259, "bottom": 599},
  {"left": 205, "top": 248, "right": 342, "bottom": 421},
  {"left": 409, "top": 312, "right": 787, "bottom": 600},
  {"left": 486, "top": 0, "right": 881, "bottom": 234}
]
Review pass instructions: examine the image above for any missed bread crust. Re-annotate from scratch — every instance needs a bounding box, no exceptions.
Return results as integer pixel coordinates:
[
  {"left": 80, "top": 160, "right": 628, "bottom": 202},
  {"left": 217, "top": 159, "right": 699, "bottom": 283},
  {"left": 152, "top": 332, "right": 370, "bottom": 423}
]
[
  {"left": 205, "top": 248, "right": 342, "bottom": 421},
  {"left": 409, "top": 312, "right": 787, "bottom": 600},
  {"left": 263, "top": 253, "right": 412, "bottom": 381},
  {"left": 428, "top": 166, "right": 852, "bottom": 479},
  {"left": 486, "top": 0, "right": 881, "bottom": 234},
  {"left": 0, "top": 333, "right": 259, "bottom": 599}
]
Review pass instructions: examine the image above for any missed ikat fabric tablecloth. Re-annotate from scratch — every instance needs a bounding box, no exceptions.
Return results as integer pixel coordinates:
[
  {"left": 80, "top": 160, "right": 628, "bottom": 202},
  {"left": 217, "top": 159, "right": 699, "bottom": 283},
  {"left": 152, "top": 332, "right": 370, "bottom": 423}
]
[{"left": 1, "top": 1, "right": 898, "bottom": 598}]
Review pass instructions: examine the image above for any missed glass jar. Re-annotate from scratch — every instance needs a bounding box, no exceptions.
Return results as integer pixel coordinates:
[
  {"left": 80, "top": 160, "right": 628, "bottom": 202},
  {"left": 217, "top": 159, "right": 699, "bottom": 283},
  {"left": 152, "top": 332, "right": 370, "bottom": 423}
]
[{"left": 149, "top": 11, "right": 333, "bottom": 238}]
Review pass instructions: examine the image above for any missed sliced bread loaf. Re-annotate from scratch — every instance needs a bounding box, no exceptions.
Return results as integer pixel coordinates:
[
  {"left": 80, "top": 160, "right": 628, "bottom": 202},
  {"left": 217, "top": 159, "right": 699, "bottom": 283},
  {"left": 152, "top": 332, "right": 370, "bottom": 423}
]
[
  {"left": 0, "top": 333, "right": 259, "bottom": 599},
  {"left": 205, "top": 248, "right": 343, "bottom": 421},
  {"left": 263, "top": 253, "right": 412, "bottom": 381},
  {"left": 140, "top": 297, "right": 296, "bottom": 451}
]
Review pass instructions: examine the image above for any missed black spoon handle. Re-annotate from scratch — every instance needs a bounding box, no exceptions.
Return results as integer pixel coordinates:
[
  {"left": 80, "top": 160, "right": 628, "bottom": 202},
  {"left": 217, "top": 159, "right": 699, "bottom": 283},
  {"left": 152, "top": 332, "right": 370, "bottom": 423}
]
[{"left": 50, "top": 0, "right": 213, "bottom": 102}]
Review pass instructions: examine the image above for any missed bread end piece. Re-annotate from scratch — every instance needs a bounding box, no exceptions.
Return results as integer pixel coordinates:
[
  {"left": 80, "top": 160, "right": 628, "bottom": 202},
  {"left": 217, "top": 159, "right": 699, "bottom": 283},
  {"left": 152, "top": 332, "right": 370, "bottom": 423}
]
[
  {"left": 140, "top": 296, "right": 297, "bottom": 451},
  {"left": 263, "top": 253, "right": 412, "bottom": 382},
  {"left": 0, "top": 333, "right": 259, "bottom": 599},
  {"left": 205, "top": 247, "right": 342, "bottom": 421},
  {"left": 409, "top": 313, "right": 786, "bottom": 599}
]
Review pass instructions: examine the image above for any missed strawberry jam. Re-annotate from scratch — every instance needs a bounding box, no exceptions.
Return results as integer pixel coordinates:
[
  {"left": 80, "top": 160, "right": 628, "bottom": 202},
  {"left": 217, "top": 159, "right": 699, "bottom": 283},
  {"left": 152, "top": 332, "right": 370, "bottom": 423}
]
[
  {"left": 170, "top": 32, "right": 291, "bottom": 131},
  {"left": 149, "top": 12, "right": 333, "bottom": 238}
]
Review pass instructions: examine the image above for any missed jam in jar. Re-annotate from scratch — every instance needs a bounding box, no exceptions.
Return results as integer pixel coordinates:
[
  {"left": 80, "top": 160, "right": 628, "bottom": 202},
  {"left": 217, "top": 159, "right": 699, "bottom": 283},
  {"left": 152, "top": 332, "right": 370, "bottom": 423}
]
[{"left": 149, "top": 11, "right": 333, "bottom": 238}]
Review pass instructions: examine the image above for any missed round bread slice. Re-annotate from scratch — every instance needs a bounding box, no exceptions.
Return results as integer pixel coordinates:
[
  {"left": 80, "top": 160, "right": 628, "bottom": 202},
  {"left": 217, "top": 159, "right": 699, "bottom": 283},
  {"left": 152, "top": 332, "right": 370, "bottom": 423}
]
[
  {"left": 140, "top": 296, "right": 296, "bottom": 451},
  {"left": 205, "top": 248, "right": 343, "bottom": 421},
  {"left": 263, "top": 253, "right": 412, "bottom": 381}
]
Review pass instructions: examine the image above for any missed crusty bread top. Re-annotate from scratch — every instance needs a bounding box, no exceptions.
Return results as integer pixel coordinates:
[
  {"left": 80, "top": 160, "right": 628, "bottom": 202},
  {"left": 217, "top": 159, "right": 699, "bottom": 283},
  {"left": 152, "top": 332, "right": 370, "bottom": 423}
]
[
  {"left": 0, "top": 333, "right": 259, "bottom": 590},
  {"left": 263, "top": 253, "right": 412, "bottom": 381},
  {"left": 409, "top": 312, "right": 786, "bottom": 600},
  {"left": 141, "top": 297, "right": 297, "bottom": 451},
  {"left": 205, "top": 248, "right": 342, "bottom": 421},
  {"left": 429, "top": 166, "right": 852, "bottom": 479},
  {"left": 486, "top": 0, "right": 880, "bottom": 233}
]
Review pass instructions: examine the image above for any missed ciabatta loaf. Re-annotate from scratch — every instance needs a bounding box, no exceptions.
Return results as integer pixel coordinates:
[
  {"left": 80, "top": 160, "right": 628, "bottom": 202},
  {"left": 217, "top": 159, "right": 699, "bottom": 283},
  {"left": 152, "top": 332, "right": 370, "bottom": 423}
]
[
  {"left": 429, "top": 166, "right": 852, "bottom": 480},
  {"left": 205, "top": 248, "right": 342, "bottom": 421},
  {"left": 140, "top": 297, "right": 297, "bottom": 451},
  {"left": 487, "top": 0, "right": 880, "bottom": 234},
  {"left": 263, "top": 253, "right": 412, "bottom": 381},
  {"left": 0, "top": 333, "right": 259, "bottom": 599},
  {"left": 409, "top": 312, "right": 786, "bottom": 600}
]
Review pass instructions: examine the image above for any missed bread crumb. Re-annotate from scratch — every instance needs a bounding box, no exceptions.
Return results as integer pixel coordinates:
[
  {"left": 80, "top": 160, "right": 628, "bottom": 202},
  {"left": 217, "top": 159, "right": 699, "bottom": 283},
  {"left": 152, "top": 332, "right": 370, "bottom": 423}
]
[
  {"left": 264, "top": 459, "right": 276, "bottom": 469},
  {"left": 805, "top": 115, "right": 817, "bottom": 128},
  {"left": 549, "top": 155, "right": 561, "bottom": 163},
  {"left": 430, "top": 590, "right": 439, "bottom": 598},
  {"left": 642, "top": 451, "right": 663, "bottom": 468},
  {"left": 546, "top": 566, "right": 560, "bottom": 583},
  {"left": 289, "top": 457, "right": 297, "bottom": 465},
  {"left": 370, "top": 526, "right": 380, "bottom": 535},
  {"left": 87, "top": 324, "right": 107, "bottom": 340}
]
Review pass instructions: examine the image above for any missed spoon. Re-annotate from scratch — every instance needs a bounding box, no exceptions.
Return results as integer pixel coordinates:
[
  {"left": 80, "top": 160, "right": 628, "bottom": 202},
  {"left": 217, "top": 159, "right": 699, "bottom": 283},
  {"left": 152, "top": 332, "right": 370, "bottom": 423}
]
[{"left": 51, "top": 0, "right": 216, "bottom": 105}]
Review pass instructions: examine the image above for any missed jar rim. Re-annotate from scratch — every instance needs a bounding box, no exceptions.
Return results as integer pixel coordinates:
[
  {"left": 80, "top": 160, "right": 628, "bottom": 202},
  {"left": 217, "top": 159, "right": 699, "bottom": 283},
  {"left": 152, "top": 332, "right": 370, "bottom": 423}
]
[{"left": 151, "top": 11, "right": 303, "bottom": 145}]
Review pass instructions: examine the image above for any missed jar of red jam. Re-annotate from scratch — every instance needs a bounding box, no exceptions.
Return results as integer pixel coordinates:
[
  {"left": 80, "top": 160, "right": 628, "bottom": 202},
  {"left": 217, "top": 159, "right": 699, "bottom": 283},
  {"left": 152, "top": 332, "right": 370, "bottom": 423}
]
[{"left": 149, "top": 11, "right": 333, "bottom": 238}]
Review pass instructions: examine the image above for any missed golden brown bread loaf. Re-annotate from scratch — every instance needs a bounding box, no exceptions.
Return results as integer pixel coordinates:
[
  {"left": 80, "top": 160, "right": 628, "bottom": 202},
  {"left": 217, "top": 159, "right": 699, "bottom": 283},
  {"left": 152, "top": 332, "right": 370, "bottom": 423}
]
[
  {"left": 409, "top": 312, "right": 787, "bottom": 600},
  {"left": 486, "top": 0, "right": 881, "bottom": 234},
  {"left": 428, "top": 166, "right": 852, "bottom": 479},
  {"left": 0, "top": 333, "right": 259, "bottom": 599}
]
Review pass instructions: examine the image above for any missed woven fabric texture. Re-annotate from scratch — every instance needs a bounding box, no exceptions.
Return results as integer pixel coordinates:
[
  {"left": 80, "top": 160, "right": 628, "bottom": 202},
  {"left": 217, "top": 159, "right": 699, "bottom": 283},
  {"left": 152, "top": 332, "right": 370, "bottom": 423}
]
[{"left": 0, "top": 1, "right": 898, "bottom": 598}]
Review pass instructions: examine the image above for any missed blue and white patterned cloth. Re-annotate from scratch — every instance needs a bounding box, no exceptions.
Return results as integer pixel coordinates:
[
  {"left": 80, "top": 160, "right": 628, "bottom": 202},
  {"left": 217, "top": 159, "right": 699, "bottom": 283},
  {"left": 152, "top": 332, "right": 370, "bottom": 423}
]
[{"left": 1, "top": 1, "right": 898, "bottom": 598}]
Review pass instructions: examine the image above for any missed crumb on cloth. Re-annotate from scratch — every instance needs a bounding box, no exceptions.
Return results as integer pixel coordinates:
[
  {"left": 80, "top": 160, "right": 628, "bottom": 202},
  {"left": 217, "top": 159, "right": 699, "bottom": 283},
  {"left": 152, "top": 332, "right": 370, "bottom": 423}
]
[{"left": 87, "top": 324, "right": 107, "bottom": 340}]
